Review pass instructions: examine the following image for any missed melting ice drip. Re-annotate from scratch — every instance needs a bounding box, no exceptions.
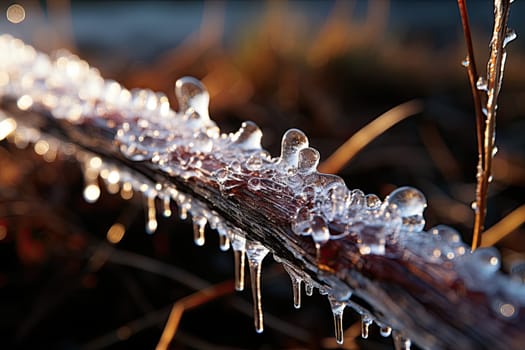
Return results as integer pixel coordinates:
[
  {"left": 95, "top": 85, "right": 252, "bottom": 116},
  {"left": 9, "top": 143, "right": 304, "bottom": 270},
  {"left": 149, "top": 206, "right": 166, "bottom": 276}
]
[{"left": 1, "top": 34, "right": 525, "bottom": 349}]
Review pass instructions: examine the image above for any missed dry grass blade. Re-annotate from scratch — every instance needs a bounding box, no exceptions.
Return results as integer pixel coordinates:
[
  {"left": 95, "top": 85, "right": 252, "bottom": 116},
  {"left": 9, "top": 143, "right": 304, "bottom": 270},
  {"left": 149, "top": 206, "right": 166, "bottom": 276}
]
[
  {"left": 480, "top": 204, "right": 525, "bottom": 248},
  {"left": 156, "top": 280, "right": 235, "bottom": 350},
  {"left": 318, "top": 100, "right": 422, "bottom": 174}
]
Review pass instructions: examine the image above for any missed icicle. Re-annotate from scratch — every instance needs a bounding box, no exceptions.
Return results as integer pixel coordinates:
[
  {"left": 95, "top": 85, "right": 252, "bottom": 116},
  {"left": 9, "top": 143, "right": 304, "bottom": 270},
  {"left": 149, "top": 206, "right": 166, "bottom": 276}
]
[
  {"left": 393, "top": 331, "right": 411, "bottom": 350},
  {"left": 192, "top": 216, "right": 207, "bottom": 246},
  {"left": 162, "top": 195, "right": 172, "bottom": 217},
  {"left": 219, "top": 233, "right": 230, "bottom": 251},
  {"left": 361, "top": 314, "right": 373, "bottom": 339},
  {"left": 282, "top": 264, "right": 302, "bottom": 309},
  {"left": 245, "top": 240, "right": 269, "bottom": 333},
  {"left": 145, "top": 195, "right": 157, "bottom": 234},
  {"left": 305, "top": 282, "right": 314, "bottom": 296},
  {"left": 231, "top": 231, "right": 246, "bottom": 291},
  {"left": 328, "top": 296, "right": 346, "bottom": 345},
  {"left": 380, "top": 326, "right": 392, "bottom": 337},
  {"left": 120, "top": 182, "right": 133, "bottom": 200}
]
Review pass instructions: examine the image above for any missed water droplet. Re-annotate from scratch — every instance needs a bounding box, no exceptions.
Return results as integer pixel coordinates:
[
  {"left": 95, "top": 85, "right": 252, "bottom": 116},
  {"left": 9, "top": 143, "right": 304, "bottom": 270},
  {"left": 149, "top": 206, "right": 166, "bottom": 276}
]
[
  {"left": 297, "top": 147, "right": 320, "bottom": 174},
  {"left": 471, "top": 201, "right": 478, "bottom": 211},
  {"left": 175, "top": 76, "right": 210, "bottom": 120},
  {"left": 385, "top": 186, "right": 427, "bottom": 217},
  {"left": 146, "top": 195, "right": 157, "bottom": 234},
  {"left": 503, "top": 28, "right": 517, "bottom": 48},
  {"left": 231, "top": 121, "right": 262, "bottom": 150},
  {"left": 402, "top": 214, "right": 425, "bottom": 232},
  {"left": 246, "top": 241, "right": 269, "bottom": 333},
  {"left": 277, "top": 129, "right": 309, "bottom": 169},
  {"left": 292, "top": 207, "right": 312, "bottom": 236},
  {"left": 282, "top": 264, "right": 302, "bottom": 309},
  {"left": 476, "top": 76, "right": 488, "bottom": 91},
  {"left": 328, "top": 296, "right": 346, "bottom": 345},
  {"left": 231, "top": 232, "right": 246, "bottom": 291},
  {"left": 380, "top": 326, "right": 392, "bottom": 337},
  {"left": 192, "top": 216, "right": 207, "bottom": 246},
  {"left": 361, "top": 314, "right": 373, "bottom": 339}
]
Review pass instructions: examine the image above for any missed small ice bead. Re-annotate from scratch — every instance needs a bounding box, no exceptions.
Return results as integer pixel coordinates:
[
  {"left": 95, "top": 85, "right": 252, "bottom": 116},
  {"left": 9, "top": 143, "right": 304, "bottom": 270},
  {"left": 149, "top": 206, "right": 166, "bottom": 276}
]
[
  {"left": 322, "top": 183, "right": 348, "bottom": 221},
  {"left": 292, "top": 207, "right": 312, "bottom": 236},
  {"left": 278, "top": 129, "right": 309, "bottom": 168},
  {"left": 349, "top": 189, "right": 365, "bottom": 208},
  {"left": 297, "top": 147, "right": 320, "bottom": 175},
  {"left": 365, "top": 194, "right": 381, "bottom": 209},
  {"left": 402, "top": 214, "right": 425, "bottom": 232},
  {"left": 310, "top": 215, "right": 330, "bottom": 244},
  {"left": 231, "top": 121, "right": 262, "bottom": 150},
  {"left": 386, "top": 186, "right": 427, "bottom": 217},
  {"left": 174, "top": 76, "right": 210, "bottom": 119}
]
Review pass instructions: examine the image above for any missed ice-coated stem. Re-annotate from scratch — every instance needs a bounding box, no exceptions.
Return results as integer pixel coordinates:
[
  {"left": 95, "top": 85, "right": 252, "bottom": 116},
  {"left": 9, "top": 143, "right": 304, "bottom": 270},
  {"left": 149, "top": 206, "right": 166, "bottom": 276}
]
[{"left": 2, "top": 35, "right": 525, "bottom": 350}]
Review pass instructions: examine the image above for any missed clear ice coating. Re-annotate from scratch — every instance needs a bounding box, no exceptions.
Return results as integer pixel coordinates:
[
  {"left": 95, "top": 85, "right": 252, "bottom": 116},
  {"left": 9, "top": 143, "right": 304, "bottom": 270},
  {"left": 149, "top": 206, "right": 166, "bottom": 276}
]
[
  {"left": 245, "top": 240, "right": 269, "bottom": 333},
  {"left": 3, "top": 35, "right": 525, "bottom": 348}
]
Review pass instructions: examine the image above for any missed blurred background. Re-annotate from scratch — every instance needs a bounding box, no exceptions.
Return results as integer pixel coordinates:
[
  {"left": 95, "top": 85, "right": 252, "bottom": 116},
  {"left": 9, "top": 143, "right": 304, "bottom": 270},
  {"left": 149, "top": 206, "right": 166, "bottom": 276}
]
[{"left": 1, "top": 1, "right": 525, "bottom": 349}]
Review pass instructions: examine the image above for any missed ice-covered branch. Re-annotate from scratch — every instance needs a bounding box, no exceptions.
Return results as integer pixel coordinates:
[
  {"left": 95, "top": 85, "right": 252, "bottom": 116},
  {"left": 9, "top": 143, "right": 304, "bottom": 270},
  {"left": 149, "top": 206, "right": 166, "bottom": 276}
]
[{"left": 1, "top": 35, "right": 524, "bottom": 350}]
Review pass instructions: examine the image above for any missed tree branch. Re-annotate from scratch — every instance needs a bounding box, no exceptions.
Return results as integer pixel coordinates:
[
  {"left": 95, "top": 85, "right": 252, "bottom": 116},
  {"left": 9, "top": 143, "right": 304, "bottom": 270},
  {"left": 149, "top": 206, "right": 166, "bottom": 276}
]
[{"left": 1, "top": 35, "right": 524, "bottom": 350}]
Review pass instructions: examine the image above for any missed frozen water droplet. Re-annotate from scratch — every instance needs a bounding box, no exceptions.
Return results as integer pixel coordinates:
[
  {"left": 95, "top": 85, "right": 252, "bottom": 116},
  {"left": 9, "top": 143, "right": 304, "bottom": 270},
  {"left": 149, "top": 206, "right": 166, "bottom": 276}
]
[
  {"left": 471, "top": 201, "right": 478, "bottom": 211},
  {"left": 402, "top": 214, "right": 425, "bottom": 232},
  {"left": 328, "top": 296, "right": 346, "bottom": 345},
  {"left": 248, "top": 178, "right": 261, "bottom": 190},
  {"left": 492, "top": 146, "right": 498, "bottom": 157},
  {"left": 192, "top": 216, "right": 207, "bottom": 246},
  {"left": 365, "top": 194, "right": 381, "bottom": 209},
  {"left": 361, "top": 314, "right": 373, "bottom": 339},
  {"left": 278, "top": 129, "right": 308, "bottom": 169},
  {"left": 246, "top": 151, "right": 268, "bottom": 171},
  {"left": 476, "top": 76, "right": 488, "bottom": 91},
  {"left": 461, "top": 56, "right": 470, "bottom": 68},
  {"left": 305, "top": 282, "right": 314, "bottom": 296},
  {"left": 349, "top": 189, "right": 365, "bottom": 208},
  {"left": 292, "top": 207, "right": 312, "bottom": 236},
  {"left": 231, "top": 232, "right": 246, "bottom": 291},
  {"left": 310, "top": 215, "right": 330, "bottom": 245},
  {"left": 146, "top": 195, "right": 157, "bottom": 234},
  {"left": 380, "top": 326, "right": 392, "bottom": 337},
  {"left": 219, "top": 234, "right": 230, "bottom": 251},
  {"left": 231, "top": 121, "right": 262, "bottom": 150},
  {"left": 246, "top": 241, "right": 269, "bottom": 333},
  {"left": 162, "top": 196, "right": 172, "bottom": 217},
  {"left": 297, "top": 147, "right": 320, "bottom": 174},
  {"left": 175, "top": 77, "right": 210, "bottom": 120},
  {"left": 393, "top": 331, "right": 411, "bottom": 350},
  {"left": 504, "top": 28, "right": 517, "bottom": 48},
  {"left": 282, "top": 264, "right": 302, "bottom": 309},
  {"left": 386, "top": 186, "right": 427, "bottom": 217}
]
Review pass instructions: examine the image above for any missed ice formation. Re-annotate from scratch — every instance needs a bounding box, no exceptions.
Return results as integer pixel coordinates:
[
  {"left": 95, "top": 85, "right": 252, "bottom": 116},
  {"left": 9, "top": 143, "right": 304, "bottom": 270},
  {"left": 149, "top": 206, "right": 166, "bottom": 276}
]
[{"left": 1, "top": 34, "right": 524, "bottom": 348}]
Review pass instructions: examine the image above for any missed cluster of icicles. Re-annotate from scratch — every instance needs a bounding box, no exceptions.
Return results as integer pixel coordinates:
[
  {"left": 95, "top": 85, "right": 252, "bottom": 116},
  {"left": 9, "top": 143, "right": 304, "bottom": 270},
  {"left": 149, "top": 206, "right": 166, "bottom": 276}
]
[{"left": 1, "top": 34, "right": 524, "bottom": 348}]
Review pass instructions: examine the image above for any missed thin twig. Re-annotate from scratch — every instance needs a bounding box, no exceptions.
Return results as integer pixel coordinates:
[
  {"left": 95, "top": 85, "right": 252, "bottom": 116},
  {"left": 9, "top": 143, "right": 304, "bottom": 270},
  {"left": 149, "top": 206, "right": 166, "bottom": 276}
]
[
  {"left": 318, "top": 100, "right": 422, "bottom": 174},
  {"left": 472, "top": 0, "right": 512, "bottom": 250}
]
